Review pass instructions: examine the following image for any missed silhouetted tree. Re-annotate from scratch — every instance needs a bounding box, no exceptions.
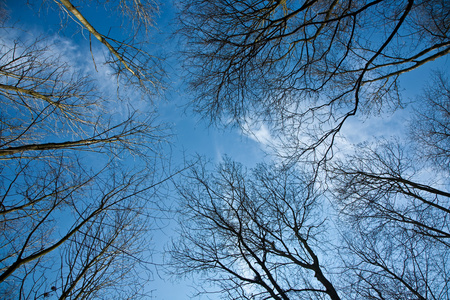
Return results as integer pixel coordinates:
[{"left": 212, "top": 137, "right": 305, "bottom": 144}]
[
  {"left": 171, "top": 1, "right": 450, "bottom": 298},
  {"left": 178, "top": 0, "right": 449, "bottom": 163},
  {"left": 329, "top": 140, "right": 449, "bottom": 299},
  {"left": 328, "top": 84, "right": 450, "bottom": 300},
  {"left": 0, "top": 1, "right": 171, "bottom": 298},
  {"left": 169, "top": 158, "right": 341, "bottom": 300}
]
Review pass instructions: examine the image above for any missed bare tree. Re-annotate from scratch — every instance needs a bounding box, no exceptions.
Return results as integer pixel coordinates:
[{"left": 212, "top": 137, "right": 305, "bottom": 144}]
[
  {"left": 326, "top": 75, "right": 450, "bottom": 300},
  {"left": 171, "top": 1, "right": 450, "bottom": 298},
  {"left": 0, "top": 1, "right": 171, "bottom": 298},
  {"left": 169, "top": 158, "right": 341, "bottom": 300},
  {"left": 177, "top": 0, "right": 449, "bottom": 163},
  {"left": 328, "top": 136, "right": 450, "bottom": 299},
  {"left": 0, "top": 33, "right": 167, "bottom": 162},
  {"left": 0, "top": 161, "right": 164, "bottom": 299}
]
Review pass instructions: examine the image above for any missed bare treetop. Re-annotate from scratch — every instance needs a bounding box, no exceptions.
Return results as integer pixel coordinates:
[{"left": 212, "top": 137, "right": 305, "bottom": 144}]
[
  {"left": 179, "top": 0, "right": 449, "bottom": 162},
  {"left": 170, "top": 158, "right": 341, "bottom": 299}
]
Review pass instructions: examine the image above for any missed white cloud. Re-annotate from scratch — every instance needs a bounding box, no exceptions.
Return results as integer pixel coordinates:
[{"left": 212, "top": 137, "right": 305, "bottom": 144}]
[{"left": 241, "top": 120, "right": 274, "bottom": 147}]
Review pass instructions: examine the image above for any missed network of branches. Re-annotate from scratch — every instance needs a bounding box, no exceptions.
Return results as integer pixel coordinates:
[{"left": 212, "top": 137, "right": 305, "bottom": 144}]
[
  {"left": 179, "top": 0, "right": 449, "bottom": 163},
  {"left": 1, "top": 0, "right": 449, "bottom": 299},
  {"left": 0, "top": 0, "right": 169, "bottom": 299},
  {"left": 169, "top": 0, "right": 450, "bottom": 299}
]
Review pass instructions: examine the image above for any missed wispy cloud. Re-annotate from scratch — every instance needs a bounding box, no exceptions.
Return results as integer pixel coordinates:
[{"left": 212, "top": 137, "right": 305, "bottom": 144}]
[{"left": 241, "top": 119, "right": 274, "bottom": 147}]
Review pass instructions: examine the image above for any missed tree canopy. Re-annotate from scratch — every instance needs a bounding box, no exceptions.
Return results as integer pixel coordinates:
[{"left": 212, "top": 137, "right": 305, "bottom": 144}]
[
  {"left": 1, "top": 0, "right": 449, "bottom": 299},
  {"left": 178, "top": 0, "right": 449, "bottom": 162},
  {"left": 169, "top": 0, "right": 450, "bottom": 299},
  {"left": 0, "top": 1, "right": 171, "bottom": 298}
]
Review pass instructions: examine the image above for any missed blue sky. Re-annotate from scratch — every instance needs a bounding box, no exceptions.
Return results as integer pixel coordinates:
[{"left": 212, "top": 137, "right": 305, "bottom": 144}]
[{"left": 3, "top": 0, "right": 449, "bottom": 298}]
